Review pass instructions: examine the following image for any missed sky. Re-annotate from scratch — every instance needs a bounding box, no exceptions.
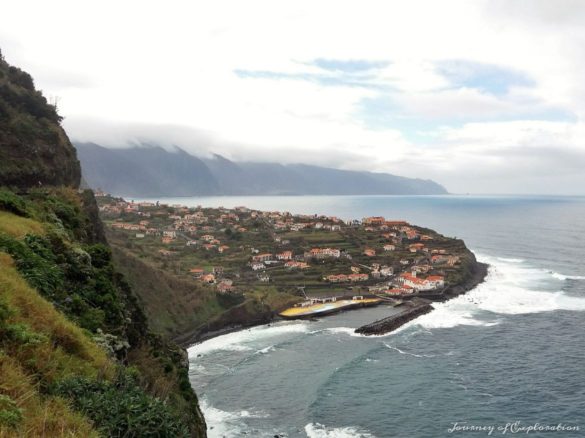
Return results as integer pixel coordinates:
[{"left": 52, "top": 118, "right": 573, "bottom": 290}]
[{"left": 2, "top": 0, "right": 585, "bottom": 194}]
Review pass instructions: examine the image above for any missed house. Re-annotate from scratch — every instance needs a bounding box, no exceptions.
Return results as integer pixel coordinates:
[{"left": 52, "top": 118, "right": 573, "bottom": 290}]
[
  {"left": 431, "top": 254, "right": 450, "bottom": 264},
  {"left": 306, "top": 248, "right": 341, "bottom": 259},
  {"left": 257, "top": 273, "right": 270, "bottom": 282},
  {"left": 161, "top": 236, "right": 174, "bottom": 244},
  {"left": 285, "top": 261, "right": 309, "bottom": 270},
  {"left": 218, "top": 245, "right": 230, "bottom": 253},
  {"left": 135, "top": 233, "right": 145, "bottom": 239},
  {"left": 396, "top": 272, "right": 444, "bottom": 292},
  {"left": 383, "top": 244, "right": 396, "bottom": 251},
  {"left": 190, "top": 268, "right": 204, "bottom": 277},
  {"left": 252, "top": 253, "right": 273, "bottom": 262},
  {"left": 163, "top": 230, "right": 177, "bottom": 238},
  {"left": 426, "top": 275, "right": 445, "bottom": 289},
  {"left": 405, "top": 230, "right": 419, "bottom": 240},
  {"left": 362, "top": 216, "right": 385, "bottom": 226},
  {"left": 276, "top": 251, "right": 293, "bottom": 261},
  {"left": 200, "top": 274, "right": 216, "bottom": 284},
  {"left": 201, "top": 234, "right": 215, "bottom": 242},
  {"left": 326, "top": 274, "right": 348, "bottom": 283},
  {"left": 409, "top": 243, "right": 425, "bottom": 253},
  {"left": 217, "top": 282, "right": 234, "bottom": 293},
  {"left": 413, "top": 264, "right": 431, "bottom": 274},
  {"left": 348, "top": 273, "right": 369, "bottom": 282},
  {"left": 326, "top": 273, "right": 368, "bottom": 283},
  {"left": 363, "top": 248, "right": 376, "bottom": 257},
  {"left": 380, "top": 266, "right": 394, "bottom": 277},
  {"left": 251, "top": 262, "right": 265, "bottom": 271}
]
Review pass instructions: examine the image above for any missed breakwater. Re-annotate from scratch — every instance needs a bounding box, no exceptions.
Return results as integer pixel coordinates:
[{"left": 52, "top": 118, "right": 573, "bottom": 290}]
[{"left": 355, "top": 298, "right": 434, "bottom": 335}]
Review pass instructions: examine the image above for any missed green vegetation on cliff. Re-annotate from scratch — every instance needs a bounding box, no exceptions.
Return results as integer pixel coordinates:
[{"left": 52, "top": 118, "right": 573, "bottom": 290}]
[
  {"left": 0, "top": 52, "right": 206, "bottom": 437},
  {"left": 0, "top": 50, "right": 80, "bottom": 188},
  {"left": 0, "top": 189, "right": 206, "bottom": 437}
]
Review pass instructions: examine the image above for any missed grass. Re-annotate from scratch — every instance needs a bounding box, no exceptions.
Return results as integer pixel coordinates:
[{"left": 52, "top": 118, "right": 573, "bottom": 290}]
[
  {"left": 0, "top": 252, "right": 115, "bottom": 436},
  {"left": 0, "top": 355, "right": 99, "bottom": 438},
  {"left": 0, "top": 211, "right": 44, "bottom": 239},
  {"left": 246, "top": 287, "right": 302, "bottom": 311}
]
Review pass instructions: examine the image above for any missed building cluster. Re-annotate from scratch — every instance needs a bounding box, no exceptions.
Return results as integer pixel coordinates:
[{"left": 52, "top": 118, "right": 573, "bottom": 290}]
[{"left": 97, "top": 195, "right": 462, "bottom": 297}]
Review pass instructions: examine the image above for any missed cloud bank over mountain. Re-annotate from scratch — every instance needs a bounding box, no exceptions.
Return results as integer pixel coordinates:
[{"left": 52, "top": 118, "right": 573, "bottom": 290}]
[{"left": 3, "top": 0, "right": 585, "bottom": 194}]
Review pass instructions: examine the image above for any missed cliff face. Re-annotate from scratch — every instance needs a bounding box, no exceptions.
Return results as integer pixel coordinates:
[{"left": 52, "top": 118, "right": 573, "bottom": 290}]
[
  {"left": 0, "top": 53, "right": 206, "bottom": 436},
  {"left": 0, "top": 51, "right": 81, "bottom": 188}
]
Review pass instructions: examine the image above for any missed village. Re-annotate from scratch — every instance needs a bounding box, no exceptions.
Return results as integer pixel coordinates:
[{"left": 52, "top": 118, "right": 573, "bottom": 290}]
[{"left": 96, "top": 193, "right": 471, "bottom": 309}]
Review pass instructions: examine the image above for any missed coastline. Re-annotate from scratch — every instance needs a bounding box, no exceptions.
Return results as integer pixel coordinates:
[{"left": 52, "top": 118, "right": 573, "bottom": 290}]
[
  {"left": 355, "top": 258, "right": 489, "bottom": 335},
  {"left": 182, "top": 257, "right": 489, "bottom": 349}
]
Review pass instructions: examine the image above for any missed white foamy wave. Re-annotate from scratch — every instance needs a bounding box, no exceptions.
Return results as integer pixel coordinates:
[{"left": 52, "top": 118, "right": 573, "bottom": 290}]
[
  {"left": 383, "top": 343, "right": 435, "bottom": 358},
  {"left": 323, "top": 326, "right": 417, "bottom": 338},
  {"left": 550, "top": 271, "right": 585, "bottom": 281},
  {"left": 323, "top": 327, "right": 370, "bottom": 337},
  {"left": 412, "top": 254, "right": 585, "bottom": 331},
  {"left": 305, "top": 422, "right": 376, "bottom": 438},
  {"left": 255, "top": 345, "right": 275, "bottom": 354},
  {"left": 189, "top": 322, "right": 309, "bottom": 358},
  {"left": 200, "top": 398, "right": 245, "bottom": 438},
  {"left": 497, "top": 257, "right": 525, "bottom": 263},
  {"left": 200, "top": 398, "right": 270, "bottom": 438}
]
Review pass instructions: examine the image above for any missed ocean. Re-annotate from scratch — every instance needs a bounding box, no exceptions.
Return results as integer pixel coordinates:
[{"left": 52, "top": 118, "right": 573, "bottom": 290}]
[{"left": 162, "top": 195, "right": 585, "bottom": 438}]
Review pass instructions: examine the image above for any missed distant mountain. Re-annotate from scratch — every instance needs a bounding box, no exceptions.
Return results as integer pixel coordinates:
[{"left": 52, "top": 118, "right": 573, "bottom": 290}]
[
  {"left": 76, "top": 143, "right": 219, "bottom": 197},
  {"left": 75, "top": 143, "right": 448, "bottom": 196}
]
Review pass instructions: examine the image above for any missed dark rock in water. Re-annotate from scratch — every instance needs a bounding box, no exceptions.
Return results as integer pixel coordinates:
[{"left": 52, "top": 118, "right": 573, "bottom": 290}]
[{"left": 355, "top": 299, "right": 434, "bottom": 335}]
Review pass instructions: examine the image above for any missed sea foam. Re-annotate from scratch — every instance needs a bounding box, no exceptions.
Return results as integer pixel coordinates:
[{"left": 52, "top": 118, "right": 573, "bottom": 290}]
[
  {"left": 305, "top": 422, "right": 376, "bottom": 438},
  {"left": 188, "top": 321, "right": 309, "bottom": 357},
  {"left": 199, "top": 398, "right": 270, "bottom": 438},
  {"left": 412, "top": 254, "right": 585, "bottom": 331}
]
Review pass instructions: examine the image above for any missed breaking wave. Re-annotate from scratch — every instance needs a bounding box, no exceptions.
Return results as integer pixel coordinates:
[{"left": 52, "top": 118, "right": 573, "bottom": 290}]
[
  {"left": 383, "top": 343, "right": 436, "bottom": 358},
  {"left": 200, "top": 398, "right": 269, "bottom": 438},
  {"left": 188, "top": 322, "right": 309, "bottom": 357},
  {"left": 305, "top": 422, "right": 376, "bottom": 438},
  {"left": 411, "top": 254, "right": 585, "bottom": 331},
  {"left": 549, "top": 271, "right": 585, "bottom": 281}
]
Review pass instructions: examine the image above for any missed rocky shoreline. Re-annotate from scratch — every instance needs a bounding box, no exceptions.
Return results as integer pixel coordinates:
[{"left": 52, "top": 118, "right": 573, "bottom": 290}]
[{"left": 354, "top": 258, "right": 489, "bottom": 336}]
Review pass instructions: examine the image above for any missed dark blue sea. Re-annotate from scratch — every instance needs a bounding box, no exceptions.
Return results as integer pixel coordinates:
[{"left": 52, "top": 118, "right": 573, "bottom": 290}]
[{"left": 165, "top": 195, "right": 585, "bottom": 437}]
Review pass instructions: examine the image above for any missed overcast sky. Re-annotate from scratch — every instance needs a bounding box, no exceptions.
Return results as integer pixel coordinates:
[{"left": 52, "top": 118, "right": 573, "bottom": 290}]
[{"left": 2, "top": 0, "right": 585, "bottom": 194}]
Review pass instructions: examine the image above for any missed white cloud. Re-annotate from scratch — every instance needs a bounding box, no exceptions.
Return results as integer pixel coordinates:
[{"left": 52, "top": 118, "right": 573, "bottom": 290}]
[{"left": 2, "top": 0, "right": 585, "bottom": 193}]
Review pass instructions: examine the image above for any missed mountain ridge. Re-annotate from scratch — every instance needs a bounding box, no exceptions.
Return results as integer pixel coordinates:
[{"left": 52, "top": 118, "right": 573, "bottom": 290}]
[{"left": 75, "top": 142, "right": 448, "bottom": 197}]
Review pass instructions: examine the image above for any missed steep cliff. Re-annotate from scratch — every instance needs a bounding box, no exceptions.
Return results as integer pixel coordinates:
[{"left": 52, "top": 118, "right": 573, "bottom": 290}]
[
  {"left": 0, "top": 50, "right": 80, "bottom": 189},
  {"left": 0, "top": 52, "right": 206, "bottom": 436}
]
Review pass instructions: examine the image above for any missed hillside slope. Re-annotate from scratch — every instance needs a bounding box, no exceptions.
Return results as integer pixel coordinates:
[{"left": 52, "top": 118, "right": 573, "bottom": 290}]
[
  {"left": 76, "top": 143, "right": 448, "bottom": 196},
  {"left": 0, "top": 52, "right": 206, "bottom": 436}
]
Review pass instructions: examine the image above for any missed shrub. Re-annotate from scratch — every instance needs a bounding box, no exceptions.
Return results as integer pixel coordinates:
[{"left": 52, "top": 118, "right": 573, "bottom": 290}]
[
  {"left": 0, "top": 394, "right": 23, "bottom": 428},
  {"left": 0, "top": 190, "right": 28, "bottom": 217},
  {"left": 52, "top": 373, "right": 190, "bottom": 437}
]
